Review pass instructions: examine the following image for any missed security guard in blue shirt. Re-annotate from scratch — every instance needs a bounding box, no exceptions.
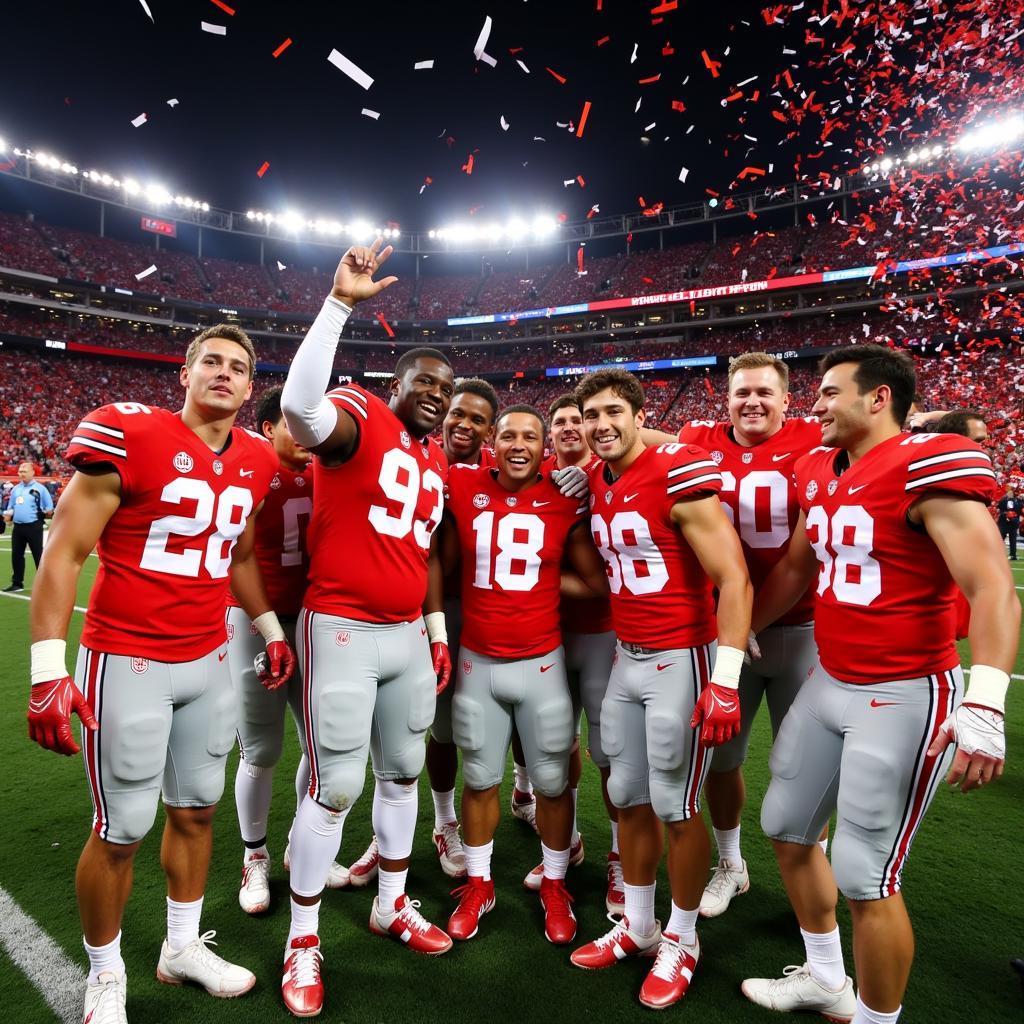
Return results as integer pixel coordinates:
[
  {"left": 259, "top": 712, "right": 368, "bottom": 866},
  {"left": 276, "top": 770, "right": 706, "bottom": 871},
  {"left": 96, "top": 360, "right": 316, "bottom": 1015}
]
[{"left": 3, "top": 462, "right": 54, "bottom": 592}]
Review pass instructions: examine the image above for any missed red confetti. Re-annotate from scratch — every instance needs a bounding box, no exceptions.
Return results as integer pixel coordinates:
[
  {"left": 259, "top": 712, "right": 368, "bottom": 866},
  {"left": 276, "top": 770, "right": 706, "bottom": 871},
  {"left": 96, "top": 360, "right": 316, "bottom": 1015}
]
[
  {"left": 671, "top": 99, "right": 686, "bottom": 112},
  {"left": 650, "top": 0, "right": 678, "bottom": 12},
  {"left": 375, "top": 311, "right": 395, "bottom": 338},
  {"left": 771, "top": 109, "right": 787, "bottom": 123},
  {"left": 256, "top": 161, "right": 270, "bottom": 178},
  {"left": 737, "top": 166, "right": 766, "bottom": 179},
  {"left": 462, "top": 154, "right": 474, "bottom": 175},
  {"left": 662, "top": 44, "right": 675, "bottom": 57},
  {"left": 576, "top": 174, "right": 586, "bottom": 187},
  {"left": 638, "top": 73, "right": 661, "bottom": 85},
  {"left": 596, "top": 35, "right": 610, "bottom": 46},
  {"left": 272, "top": 37, "right": 292, "bottom": 58},
  {"left": 545, "top": 67, "right": 567, "bottom": 84},
  {"left": 209, "top": 0, "right": 235, "bottom": 13},
  {"left": 701, "top": 50, "right": 722, "bottom": 78},
  {"left": 576, "top": 100, "right": 592, "bottom": 138}
]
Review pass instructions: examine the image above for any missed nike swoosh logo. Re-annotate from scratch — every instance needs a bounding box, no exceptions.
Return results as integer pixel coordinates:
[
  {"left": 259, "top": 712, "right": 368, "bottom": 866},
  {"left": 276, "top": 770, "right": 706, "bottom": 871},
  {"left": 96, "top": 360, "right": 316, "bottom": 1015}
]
[
  {"left": 240, "top": 469, "right": 254, "bottom": 478},
  {"left": 849, "top": 485, "right": 867, "bottom": 494},
  {"left": 539, "top": 664, "right": 555, "bottom": 673},
  {"left": 656, "top": 663, "right": 673, "bottom": 672},
  {"left": 218, "top": 651, "right": 227, "bottom": 661},
  {"left": 772, "top": 453, "right": 791, "bottom": 462},
  {"left": 623, "top": 493, "right": 639, "bottom": 503},
  {"left": 532, "top": 501, "right": 550, "bottom": 507},
  {"left": 869, "top": 698, "right": 897, "bottom": 708}
]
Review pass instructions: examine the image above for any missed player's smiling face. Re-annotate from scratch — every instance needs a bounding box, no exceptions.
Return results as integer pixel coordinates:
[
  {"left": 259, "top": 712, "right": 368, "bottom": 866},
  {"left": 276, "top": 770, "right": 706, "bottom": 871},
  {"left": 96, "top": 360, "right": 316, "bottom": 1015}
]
[
  {"left": 443, "top": 392, "right": 494, "bottom": 463},
  {"left": 582, "top": 387, "right": 645, "bottom": 464},
  {"left": 729, "top": 366, "right": 790, "bottom": 445},
  {"left": 550, "top": 406, "right": 587, "bottom": 461},
  {"left": 181, "top": 338, "right": 253, "bottom": 415},
  {"left": 813, "top": 362, "right": 874, "bottom": 448},
  {"left": 392, "top": 358, "right": 454, "bottom": 438},
  {"left": 495, "top": 411, "right": 544, "bottom": 487}
]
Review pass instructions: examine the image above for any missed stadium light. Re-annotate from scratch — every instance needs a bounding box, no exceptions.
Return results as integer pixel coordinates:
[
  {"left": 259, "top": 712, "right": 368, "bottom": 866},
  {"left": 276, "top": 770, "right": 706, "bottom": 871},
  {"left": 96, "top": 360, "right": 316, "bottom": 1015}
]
[
  {"left": 0, "top": 137, "right": 6, "bottom": 153},
  {"left": 955, "top": 115, "right": 1023, "bottom": 153},
  {"left": 123, "top": 177, "right": 140, "bottom": 195},
  {"left": 278, "top": 210, "right": 305, "bottom": 233},
  {"left": 532, "top": 215, "right": 558, "bottom": 238}
]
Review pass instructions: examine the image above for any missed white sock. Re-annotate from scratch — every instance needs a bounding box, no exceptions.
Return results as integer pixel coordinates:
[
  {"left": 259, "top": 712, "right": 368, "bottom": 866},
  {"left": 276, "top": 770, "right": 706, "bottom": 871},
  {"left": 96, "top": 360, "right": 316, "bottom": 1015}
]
[
  {"left": 853, "top": 995, "right": 901, "bottom": 1024},
  {"left": 801, "top": 926, "right": 847, "bottom": 990},
  {"left": 610, "top": 819, "right": 619, "bottom": 855},
  {"left": 294, "top": 754, "right": 310, "bottom": 810},
  {"left": 541, "top": 842, "right": 570, "bottom": 881},
  {"left": 244, "top": 842, "right": 269, "bottom": 862},
  {"left": 463, "top": 840, "right": 493, "bottom": 881},
  {"left": 377, "top": 867, "right": 408, "bottom": 915},
  {"left": 713, "top": 825, "right": 742, "bottom": 865},
  {"left": 623, "top": 882, "right": 656, "bottom": 937},
  {"left": 235, "top": 759, "right": 275, "bottom": 846},
  {"left": 84, "top": 932, "right": 125, "bottom": 984},
  {"left": 373, "top": 779, "right": 418, "bottom": 861},
  {"left": 165, "top": 896, "right": 202, "bottom": 952},
  {"left": 819, "top": 837, "right": 829, "bottom": 857},
  {"left": 288, "top": 897, "right": 320, "bottom": 947},
  {"left": 666, "top": 901, "right": 699, "bottom": 946},
  {"left": 513, "top": 763, "right": 533, "bottom": 796},
  {"left": 432, "top": 788, "right": 457, "bottom": 829},
  {"left": 569, "top": 788, "right": 580, "bottom": 846},
  {"left": 289, "top": 795, "right": 349, "bottom": 897}
]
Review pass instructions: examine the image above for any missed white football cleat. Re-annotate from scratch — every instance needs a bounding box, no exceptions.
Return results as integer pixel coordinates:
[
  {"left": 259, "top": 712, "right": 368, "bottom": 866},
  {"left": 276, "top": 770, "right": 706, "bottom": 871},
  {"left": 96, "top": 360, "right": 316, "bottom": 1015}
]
[
  {"left": 605, "top": 852, "right": 625, "bottom": 916},
  {"left": 239, "top": 853, "right": 271, "bottom": 915},
  {"left": 522, "top": 834, "right": 584, "bottom": 890},
  {"left": 432, "top": 821, "right": 467, "bottom": 879},
  {"left": 510, "top": 792, "right": 538, "bottom": 833},
  {"left": 346, "top": 836, "right": 380, "bottom": 888},
  {"left": 741, "top": 963, "right": 856, "bottom": 1023},
  {"left": 283, "top": 843, "right": 350, "bottom": 889},
  {"left": 156, "top": 930, "right": 256, "bottom": 998},
  {"left": 83, "top": 970, "right": 127, "bottom": 1024},
  {"left": 699, "top": 857, "right": 749, "bottom": 918}
]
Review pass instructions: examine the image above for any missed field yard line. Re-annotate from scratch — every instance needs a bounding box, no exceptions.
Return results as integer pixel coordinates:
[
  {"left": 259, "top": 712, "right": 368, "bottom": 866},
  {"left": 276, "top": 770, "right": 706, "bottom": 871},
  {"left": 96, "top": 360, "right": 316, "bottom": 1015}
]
[
  {"left": 0, "top": 591, "right": 87, "bottom": 614},
  {"left": 0, "top": 885, "right": 84, "bottom": 1024}
]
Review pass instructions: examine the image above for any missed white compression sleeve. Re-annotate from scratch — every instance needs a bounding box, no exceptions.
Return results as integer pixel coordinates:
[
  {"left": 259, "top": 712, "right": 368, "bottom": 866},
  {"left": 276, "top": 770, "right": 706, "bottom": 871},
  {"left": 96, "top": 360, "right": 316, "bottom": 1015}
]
[{"left": 280, "top": 295, "right": 352, "bottom": 448}]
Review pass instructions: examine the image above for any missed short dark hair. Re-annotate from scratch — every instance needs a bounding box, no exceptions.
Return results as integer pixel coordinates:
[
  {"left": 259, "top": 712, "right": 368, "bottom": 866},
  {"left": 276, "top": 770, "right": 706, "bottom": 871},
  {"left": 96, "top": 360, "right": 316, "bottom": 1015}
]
[
  {"left": 818, "top": 344, "right": 915, "bottom": 427},
  {"left": 575, "top": 368, "right": 645, "bottom": 414},
  {"left": 933, "top": 410, "right": 986, "bottom": 437},
  {"left": 394, "top": 346, "right": 451, "bottom": 379},
  {"left": 548, "top": 393, "right": 582, "bottom": 419},
  {"left": 186, "top": 323, "right": 256, "bottom": 379},
  {"left": 496, "top": 403, "right": 545, "bottom": 433},
  {"left": 453, "top": 377, "right": 499, "bottom": 423},
  {"left": 254, "top": 385, "right": 284, "bottom": 431}
]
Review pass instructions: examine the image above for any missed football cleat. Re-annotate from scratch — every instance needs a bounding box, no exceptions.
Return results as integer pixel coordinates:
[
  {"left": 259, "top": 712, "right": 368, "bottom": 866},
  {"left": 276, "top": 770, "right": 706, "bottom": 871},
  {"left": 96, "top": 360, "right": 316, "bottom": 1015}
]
[
  {"left": 539, "top": 877, "right": 577, "bottom": 944},
  {"left": 239, "top": 853, "right": 271, "bottom": 915},
  {"left": 510, "top": 791, "right": 539, "bottom": 833},
  {"left": 639, "top": 933, "right": 700, "bottom": 1010},
  {"left": 740, "top": 964, "right": 856, "bottom": 1023},
  {"left": 570, "top": 915, "right": 662, "bottom": 970},
  {"left": 699, "top": 858, "right": 749, "bottom": 918},
  {"left": 447, "top": 876, "right": 496, "bottom": 941},
  {"left": 605, "top": 852, "right": 625, "bottom": 916},
  {"left": 346, "top": 836, "right": 380, "bottom": 888},
  {"left": 369, "top": 894, "right": 453, "bottom": 955},
  {"left": 83, "top": 970, "right": 127, "bottom": 1024},
  {"left": 283, "top": 843, "right": 350, "bottom": 889},
  {"left": 281, "top": 935, "right": 324, "bottom": 1018},
  {"left": 523, "top": 834, "right": 585, "bottom": 890},
  {"left": 156, "top": 930, "right": 255, "bottom": 998},
  {"left": 432, "top": 821, "right": 467, "bottom": 879}
]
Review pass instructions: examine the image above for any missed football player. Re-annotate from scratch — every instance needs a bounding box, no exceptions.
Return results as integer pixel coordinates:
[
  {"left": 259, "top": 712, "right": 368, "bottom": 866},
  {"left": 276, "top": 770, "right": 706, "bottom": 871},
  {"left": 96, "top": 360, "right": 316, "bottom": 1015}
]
[
  {"left": 741, "top": 345, "right": 1017, "bottom": 1024},
  {"left": 569, "top": 369, "right": 752, "bottom": 1011},
  {"left": 278, "top": 240, "right": 455, "bottom": 1017},
  {"left": 441, "top": 405, "right": 609, "bottom": 945},
  {"left": 27, "top": 325, "right": 289, "bottom": 1024}
]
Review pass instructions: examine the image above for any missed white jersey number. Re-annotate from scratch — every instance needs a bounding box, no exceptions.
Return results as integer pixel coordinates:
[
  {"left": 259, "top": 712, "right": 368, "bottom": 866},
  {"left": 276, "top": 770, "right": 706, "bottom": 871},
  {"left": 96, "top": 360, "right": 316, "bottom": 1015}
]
[
  {"left": 591, "top": 511, "right": 670, "bottom": 596},
  {"left": 472, "top": 511, "right": 545, "bottom": 591},
  {"left": 805, "top": 504, "right": 882, "bottom": 607},
  {"left": 368, "top": 447, "right": 443, "bottom": 550},
  {"left": 280, "top": 496, "right": 313, "bottom": 567},
  {"left": 140, "top": 478, "right": 253, "bottom": 579},
  {"left": 719, "top": 469, "right": 791, "bottom": 549}
]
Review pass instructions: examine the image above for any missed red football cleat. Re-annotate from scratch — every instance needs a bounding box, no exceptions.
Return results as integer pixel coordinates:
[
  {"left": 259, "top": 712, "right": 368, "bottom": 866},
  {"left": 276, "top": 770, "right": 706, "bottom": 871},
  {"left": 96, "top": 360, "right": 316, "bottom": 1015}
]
[
  {"left": 369, "top": 894, "right": 453, "bottom": 955},
  {"left": 447, "top": 876, "right": 495, "bottom": 941},
  {"left": 570, "top": 916, "right": 662, "bottom": 970},
  {"left": 539, "top": 877, "right": 577, "bottom": 944},
  {"left": 639, "top": 933, "right": 700, "bottom": 1010},
  {"left": 281, "top": 935, "right": 324, "bottom": 1018}
]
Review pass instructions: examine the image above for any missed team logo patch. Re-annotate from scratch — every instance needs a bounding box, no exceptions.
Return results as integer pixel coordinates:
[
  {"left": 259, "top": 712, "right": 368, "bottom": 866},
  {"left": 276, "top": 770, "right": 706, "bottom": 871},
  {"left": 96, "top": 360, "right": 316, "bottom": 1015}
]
[
  {"left": 710, "top": 450, "right": 724, "bottom": 464},
  {"left": 400, "top": 431, "right": 412, "bottom": 449},
  {"left": 130, "top": 658, "right": 149, "bottom": 675},
  {"left": 805, "top": 480, "right": 819, "bottom": 501},
  {"left": 462, "top": 659, "right": 472, "bottom": 675},
  {"left": 604, "top": 490, "right": 613, "bottom": 504},
  {"left": 212, "top": 459, "right": 224, "bottom": 476},
  {"left": 827, "top": 479, "right": 839, "bottom": 496},
  {"left": 173, "top": 451, "right": 194, "bottom": 473},
  {"left": 336, "top": 631, "right": 351, "bottom": 647},
  {"left": 226, "top": 623, "right": 235, "bottom": 641},
  {"left": 270, "top": 474, "right": 282, "bottom": 490},
  {"left": 249, "top": 622, "right": 259, "bottom": 635},
  {"left": 505, "top": 496, "right": 518, "bottom": 507},
  {"left": 742, "top": 451, "right": 754, "bottom": 464},
  {"left": 295, "top": 475, "right": 306, "bottom": 487},
  {"left": 473, "top": 493, "right": 491, "bottom": 509}
]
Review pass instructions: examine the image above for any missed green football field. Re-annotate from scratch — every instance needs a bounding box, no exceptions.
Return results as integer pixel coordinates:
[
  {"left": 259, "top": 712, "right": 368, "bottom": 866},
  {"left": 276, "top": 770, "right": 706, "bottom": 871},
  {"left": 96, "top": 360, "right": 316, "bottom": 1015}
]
[{"left": 1, "top": 533, "right": 1022, "bottom": 1023}]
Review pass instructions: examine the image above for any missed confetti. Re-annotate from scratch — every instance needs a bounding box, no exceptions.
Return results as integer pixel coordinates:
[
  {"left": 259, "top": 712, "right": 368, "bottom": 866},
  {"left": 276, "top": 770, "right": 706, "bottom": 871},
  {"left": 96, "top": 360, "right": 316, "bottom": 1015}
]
[
  {"left": 256, "top": 161, "right": 270, "bottom": 178},
  {"left": 500, "top": 115, "right": 510, "bottom": 131},
  {"left": 671, "top": 99, "right": 685, "bottom": 112},
  {"left": 272, "top": 38, "right": 292, "bottom": 58},
  {"left": 596, "top": 35, "right": 610, "bottom": 46},
  {"left": 638, "top": 73, "right": 661, "bottom": 84},
  {"left": 545, "top": 67, "right": 567, "bottom": 84},
  {"left": 418, "top": 176, "right": 433, "bottom": 195},
  {"left": 361, "top": 108, "right": 380, "bottom": 119},
  {"left": 630, "top": 42, "right": 638, "bottom": 63},
  {"left": 209, "top": 0, "right": 235, "bottom": 14},
  {"left": 678, "top": 166, "right": 689, "bottom": 182},
  {"left": 375, "top": 311, "right": 395, "bottom": 338},
  {"left": 414, "top": 59, "right": 434, "bottom": 69},
  {"left": 136, "top": 0, "right": 154, "bottom": 22},
  {"left": 650, "top": 0, "right": 678, "bottom": 12},
  {"left": 473, "top": 15, "right": 493, "bottom": 60},
  {"left": 462, "top": 153, "right": 474, "bottom": 174},
  {"left": 135, "top": 264, "right": 157, "bottom": 281},
  {"left": 201, "top": 21, "right": 226, "bottom": 35},
  {"left": 644, "top": 121, "right": 656, "bottom": 131},
  {"left": 576, "top": 101, "right": 592, "bottom": 138},
  {"left": 327, "top": 48, "right": 374, "bottom": 90},
  {"left": 276, "top": 261, "right": 287, "bottom": 271},
  {"left": 166, "top": 98, "right": 179, "bottom": 107},
  {"left": 131, "top": 113, "right": 148, "bottom": 128},
  {"left": 516, "top": 59, "right": 530, "bottom": 73},
  {"left": 701, "top": 49, "right": 722, "bottom": 77}
]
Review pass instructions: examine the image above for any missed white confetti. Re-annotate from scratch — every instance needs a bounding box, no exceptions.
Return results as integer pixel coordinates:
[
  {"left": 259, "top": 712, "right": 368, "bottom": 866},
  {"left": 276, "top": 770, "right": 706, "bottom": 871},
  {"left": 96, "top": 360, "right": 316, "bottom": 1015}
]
[
  {"left": 563, "top": 178, "right": 576, "bottom": 187},
  {"left": 630, "top": 42, "right": 638, "bottom": 64},
  {"left": 516, "top": 59, "right": 530, "bottom": 74},
  {"left": 166, "top": 98, "right": 179, "bottom": 107},
  {"left": 634, "top": 97, "right": 642, "bottom": 113},
  {"left": 473, "top": 15, "right": 493, "bottom": 58},
  {"left": 533, "top": 135, "right": 546, "bottom": 141},
  {"left": 277, "top": 261, "right": 287, "bottom": 271},
  {"left": 135, "top": 264, "right": 157, "bottom": 281},
  {"left": 414, "top": 59, "right": 435, "bottom": 70},
  {"left": 500, "top": 115, "right": 509, "bottom": 131},
  {"left": 201, "top": 21, "right": 226, "bottom": 35},
  {"left": 478, "top": 52, "right": 497, "bottom": 68},
  {"left": 736, "top": 75, "right": 758, "bottom": 87},
  {"left": 678, "top": 166, "right": 689, "bottom": 183},
  {"left": 136, "top": 0, "right": 154, "bottom": 22},
  {"left": 644, "top": 122, "right": 656, "bottom": 131},
  {"left": 327, "top": 48, "right": 374, "bottom": 90},
  {"left": 361, "top": 108, "right": 380, "bottom": 120},
  {"left": 131, "top": 113, "right": 148, "bottom": 128}
]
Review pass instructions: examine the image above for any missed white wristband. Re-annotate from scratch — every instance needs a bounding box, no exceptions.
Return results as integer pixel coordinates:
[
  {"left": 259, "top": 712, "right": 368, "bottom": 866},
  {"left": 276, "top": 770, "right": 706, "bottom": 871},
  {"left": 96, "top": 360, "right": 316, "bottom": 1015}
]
[
  {"left": 31, "top": 639, "right": 68, "bottom": 685},
  {"left": 251, "top": 611, "right": 285, "bottom": 645},
  {"left": 711, "top": 645, "right": 745, "bottom": 690},
  {"left": 964, "top": 664, "right": 1009, "bottom": 715},
  {"left": 424, "top": 612, "right": 447, "bottom": 646}
]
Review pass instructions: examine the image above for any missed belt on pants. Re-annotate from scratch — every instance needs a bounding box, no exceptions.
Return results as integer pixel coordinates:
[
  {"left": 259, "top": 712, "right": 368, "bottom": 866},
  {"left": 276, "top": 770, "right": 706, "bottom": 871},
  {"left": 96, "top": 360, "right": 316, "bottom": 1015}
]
[{"left": 619, "top": 641, "right": 664, "bottom": 656}]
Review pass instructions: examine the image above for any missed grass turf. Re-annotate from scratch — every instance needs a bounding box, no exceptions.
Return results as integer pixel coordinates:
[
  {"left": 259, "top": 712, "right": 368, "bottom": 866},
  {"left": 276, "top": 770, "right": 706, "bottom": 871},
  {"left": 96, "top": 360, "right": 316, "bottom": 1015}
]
[{"left": 0, "top": 535, "right": 1022, "bottom": 1023}]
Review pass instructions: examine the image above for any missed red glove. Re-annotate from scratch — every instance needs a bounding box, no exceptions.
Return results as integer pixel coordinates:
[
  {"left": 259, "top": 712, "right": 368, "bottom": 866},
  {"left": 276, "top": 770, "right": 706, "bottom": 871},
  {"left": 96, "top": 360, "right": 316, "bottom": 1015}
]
[
  {"left": 27, "top": 676, "right": 98, "bottom": 756},
  {"left": 690, "top": 682, "right": 741, "bottom": 746},
  {"left": 255, "top": 640, "right": 297, "bottom": 690},
  {"left": 432, "top": 641, "right": 452, "bottom": 695}
]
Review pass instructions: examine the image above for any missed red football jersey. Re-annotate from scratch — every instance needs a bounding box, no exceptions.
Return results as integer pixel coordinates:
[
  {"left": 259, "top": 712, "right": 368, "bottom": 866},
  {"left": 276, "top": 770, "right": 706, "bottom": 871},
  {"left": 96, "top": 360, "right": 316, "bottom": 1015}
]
[
  {"left": 590, "top": 443, "right": 723, "bottom": 649},
  {"left": 227, "top": 462, "right": 313, "bottom": 617},
  {"left": 680, "top": 417, "right": 821, "bottom": 625},
  {"left": 446, "top": 465, "right": 586, "bottom": 658},
  {"left": 442, "top": 445, "right": 496, "bottom": 598},
  {"left": 66, "top": 403, "right": 278, "bottom": 661},
  {"left": 795, "top": 432, "right": 996, "bottom": 684},
  {"left": 304, "top": 384, "right": 447, "bottom": 623}
]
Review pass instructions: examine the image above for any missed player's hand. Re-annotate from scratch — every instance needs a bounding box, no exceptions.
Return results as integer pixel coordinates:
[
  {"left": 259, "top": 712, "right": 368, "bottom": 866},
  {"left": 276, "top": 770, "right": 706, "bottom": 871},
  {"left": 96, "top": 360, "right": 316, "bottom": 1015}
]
[
  {"left": 27, "top": 676, "right": 97, "bottom": 756},
  {"left": 255, "top": 640, "right": 297, "bottom": 690},
  {"left": 927, "top": 704, "right": 1005, "bottom": 793},
  {"left": 744, "top": 630, "right": 762, "bottom": 665},
  {"left": 690, "top": 682, "right": 741, "bottom": 746},
  {"left": 331, "top": 238, "right": 398, "bottom": 307},
  {"left": 552, "top": 465, "right": 589, "bottom": 500},
  {"left": 432, "top": 641, "right": 452, "bottom": 695}
]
